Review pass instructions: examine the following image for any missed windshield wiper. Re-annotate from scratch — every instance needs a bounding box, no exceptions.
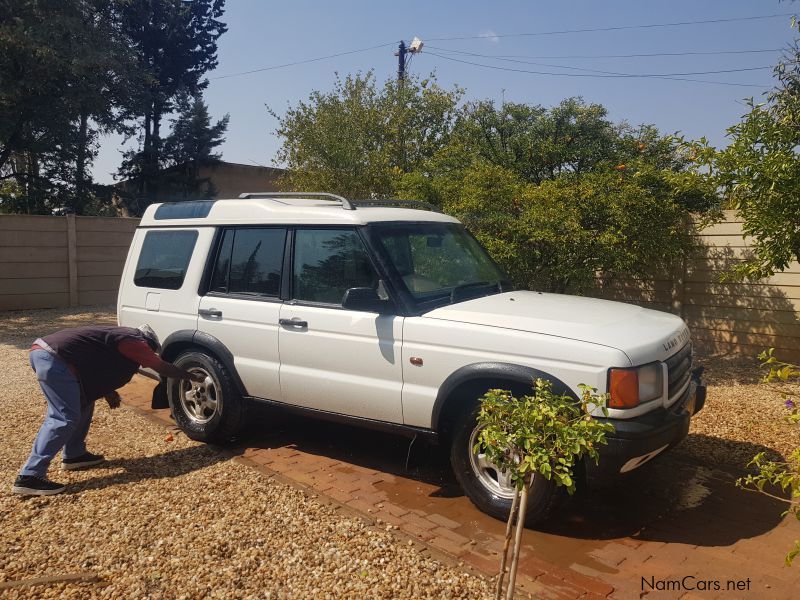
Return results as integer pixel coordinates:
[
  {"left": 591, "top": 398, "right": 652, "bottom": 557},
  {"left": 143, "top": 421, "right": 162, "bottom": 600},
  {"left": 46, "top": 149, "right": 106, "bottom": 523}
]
[{"left": 450, "top": 281, "right": 501, "bottom": 304}]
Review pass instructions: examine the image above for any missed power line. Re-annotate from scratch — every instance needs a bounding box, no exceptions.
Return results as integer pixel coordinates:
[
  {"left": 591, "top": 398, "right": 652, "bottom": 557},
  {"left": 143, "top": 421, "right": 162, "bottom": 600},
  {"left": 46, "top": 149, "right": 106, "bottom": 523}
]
[
  {"left": 429, "top": 48, "right": 785, "bottom": 60},
  {"left": 427, "top": 45, "right": 775, "bottom": 77},
  {"left": 425, "top": 51, "right": 770, "bottom": 88},
  {"left": 426, "top": 13, "right": 794, "bottom": 42},
  {"left": 211, "top": 43, "right": 393, "bottom": 80}
]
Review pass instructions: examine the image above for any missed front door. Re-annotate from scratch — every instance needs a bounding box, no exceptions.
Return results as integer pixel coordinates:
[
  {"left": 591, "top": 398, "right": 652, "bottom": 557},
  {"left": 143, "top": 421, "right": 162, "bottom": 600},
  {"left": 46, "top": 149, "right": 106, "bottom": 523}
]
[
  {"left": 278, "top": 228, "right": 404, "bottom": 423},
  {"left": 197, "top": 227, "right": 287, "bottom": 401}
]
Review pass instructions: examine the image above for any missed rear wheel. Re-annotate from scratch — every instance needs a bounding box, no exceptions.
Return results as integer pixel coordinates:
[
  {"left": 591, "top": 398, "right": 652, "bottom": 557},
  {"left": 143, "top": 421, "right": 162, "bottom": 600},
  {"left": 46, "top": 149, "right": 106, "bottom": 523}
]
[
  {"left": 449, "top": 403, "right": 564, "bottom": 526},
  {"left": 167, "top": 350, "right": 245, "bottom": 443}
]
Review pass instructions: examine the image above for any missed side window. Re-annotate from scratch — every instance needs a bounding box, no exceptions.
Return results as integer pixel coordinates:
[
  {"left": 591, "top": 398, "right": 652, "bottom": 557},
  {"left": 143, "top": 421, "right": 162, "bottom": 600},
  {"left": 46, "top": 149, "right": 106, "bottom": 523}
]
[
  {"left": 293, "top": 229, "right": 378, "bottom": 304},
  {"left": 134, "top": 230, "right": 198, "bottom": 290},
  {"left": 209, "top": 228, "right": 286, "bottom": 297}
]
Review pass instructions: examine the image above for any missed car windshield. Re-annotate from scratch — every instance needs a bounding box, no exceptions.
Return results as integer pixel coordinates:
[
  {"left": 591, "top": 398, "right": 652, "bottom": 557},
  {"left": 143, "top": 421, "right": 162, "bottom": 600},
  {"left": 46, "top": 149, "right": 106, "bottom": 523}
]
[{"left": 370, "top": 222, "right": 511, "bottom": 310}]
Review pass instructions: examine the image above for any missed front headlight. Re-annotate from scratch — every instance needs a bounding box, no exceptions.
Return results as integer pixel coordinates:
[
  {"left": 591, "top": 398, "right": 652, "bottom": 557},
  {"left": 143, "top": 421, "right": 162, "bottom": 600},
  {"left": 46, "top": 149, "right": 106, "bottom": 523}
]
[{"left": 608, "top": 363, "right": 664, "bottom": 409}]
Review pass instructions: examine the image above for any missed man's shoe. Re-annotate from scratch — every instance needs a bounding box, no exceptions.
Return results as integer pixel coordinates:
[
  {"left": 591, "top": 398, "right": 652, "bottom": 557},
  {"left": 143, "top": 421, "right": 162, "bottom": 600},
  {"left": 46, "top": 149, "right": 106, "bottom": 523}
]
[
  {"left": 12, "top": 475, "right": 66, "bottom": 496},
  {"left": 62, "top": 452, "right": 105, "bottom": 471}
]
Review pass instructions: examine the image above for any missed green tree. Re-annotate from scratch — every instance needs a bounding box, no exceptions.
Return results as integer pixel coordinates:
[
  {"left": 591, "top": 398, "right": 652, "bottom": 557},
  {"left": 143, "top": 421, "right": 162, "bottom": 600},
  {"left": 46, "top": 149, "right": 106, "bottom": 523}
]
[
  {"left": 476, "top": 380, "right": 613, "bottom": 599},
  {"left": 270, "top": 71, "right": 462, "bottom": 197},
  {"left": 116, "top": 0, "right": 227, "bottom": 211},
  {"left": 451, "top": 98, "right": 622, "bottom": 184},
  {"left": 161, "top": 92, "right": 229, "bottom": 199},
  {"left": 398, "top": 154, "right": 698, "bottom": 295},
  {"left": 0, "top": 0, "right": 137, "bottom": 214},
  {"left": 689, "top": 26, "right": 800, "bottom": 279}
]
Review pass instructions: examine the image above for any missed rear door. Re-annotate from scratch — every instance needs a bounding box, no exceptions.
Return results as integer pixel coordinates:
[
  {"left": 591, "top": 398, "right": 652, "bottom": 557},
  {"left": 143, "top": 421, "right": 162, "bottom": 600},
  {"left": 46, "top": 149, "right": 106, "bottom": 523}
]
[
  {"left": 278, "top": 227, "right": 404, "bottom": 422},
  {"left": 197, "top": 227, "right": 287, "bottom": 401},
  {"left": 118, "top": 227, "right": 207, "bottom": 340}
]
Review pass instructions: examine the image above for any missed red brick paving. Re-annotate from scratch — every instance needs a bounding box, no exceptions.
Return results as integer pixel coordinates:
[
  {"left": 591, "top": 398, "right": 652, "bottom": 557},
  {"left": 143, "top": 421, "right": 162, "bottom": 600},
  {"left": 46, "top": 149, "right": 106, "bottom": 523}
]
[{"left": 122, "top": 376, "right": 799, "bottom": 598}]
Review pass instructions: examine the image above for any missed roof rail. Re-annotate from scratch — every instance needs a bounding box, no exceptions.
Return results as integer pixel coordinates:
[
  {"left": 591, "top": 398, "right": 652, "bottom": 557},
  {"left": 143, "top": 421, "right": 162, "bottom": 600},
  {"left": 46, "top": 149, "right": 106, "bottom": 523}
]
[
  {"left": 238, "top": 191, "right": 355, "bottom": 211},
  {"left": 350, "top": 199, "right": 441, "bottom": 213}
]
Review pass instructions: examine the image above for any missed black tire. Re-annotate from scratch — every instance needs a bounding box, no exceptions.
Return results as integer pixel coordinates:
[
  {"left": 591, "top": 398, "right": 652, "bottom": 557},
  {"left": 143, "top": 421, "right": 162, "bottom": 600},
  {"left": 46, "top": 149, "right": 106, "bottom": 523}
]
[
  {"left": 167, "top": 350, "right": 246, "bottom": 444},
  {"left": 449, "top": 403, "right": 565, "bottom": 526}
]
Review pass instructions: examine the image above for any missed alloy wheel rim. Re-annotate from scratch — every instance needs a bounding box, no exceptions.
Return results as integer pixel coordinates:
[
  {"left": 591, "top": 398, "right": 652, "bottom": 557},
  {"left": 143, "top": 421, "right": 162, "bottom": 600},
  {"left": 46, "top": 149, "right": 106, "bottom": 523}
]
[
  {"left": 179, "top": 368, "right": 220, "bottom": 424},
  {"left": 467, "top": 424, "right": 518, "bottom": 500}
]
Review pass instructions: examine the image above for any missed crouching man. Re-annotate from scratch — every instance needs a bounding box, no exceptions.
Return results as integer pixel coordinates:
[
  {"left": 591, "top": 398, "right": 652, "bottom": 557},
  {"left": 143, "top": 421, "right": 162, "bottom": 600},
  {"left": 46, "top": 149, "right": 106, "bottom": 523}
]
[{"left": 12, "top": 324, "right": 203, "bottom": 496}]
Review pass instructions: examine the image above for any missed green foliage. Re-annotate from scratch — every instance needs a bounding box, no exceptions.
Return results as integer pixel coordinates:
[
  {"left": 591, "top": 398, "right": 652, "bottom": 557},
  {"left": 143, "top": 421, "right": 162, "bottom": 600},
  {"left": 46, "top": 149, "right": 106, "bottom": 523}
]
[
  {"left": 116, "top": 0, "right": 227, "bottom": 211},
  {"left": 688, "top": 103, "right": 800, "bottom": 280},
  {"left": 396, "top": 98, "right": 712, "bottom": 294},
  {"left": 688, "top": 25, "right": 800, "bottom": 280},
  {"left": 158, "top": 93, "right": 229, "bottom": 200},
  {"left": 0, "top": 0, "right": 227, "bottom": 215},
  {"left": 400, "top": 154, "right": 696, "bottom": 294},
  {"left": 0, "top": 0, "right": 139, "bottom": 214},
  {"left": 474, "top": 379, "right": 614, "bottom": 494},
  {"left": 269, "top": 71, "right": 462, "bottom": 198},
  {"left": 449, "top": 98, "right": 621, "bottom": 184},
  {"left": 164, "top": 93, "right": 229, "bottom": 167},
  {"left": 736, "top": 350, "right": 800, "bottom": 566}
]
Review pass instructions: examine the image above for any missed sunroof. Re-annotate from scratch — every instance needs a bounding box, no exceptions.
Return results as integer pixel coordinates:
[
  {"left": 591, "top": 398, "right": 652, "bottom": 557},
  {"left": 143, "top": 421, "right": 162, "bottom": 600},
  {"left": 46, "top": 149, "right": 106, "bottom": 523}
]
[{"left": 154, "top": 200, "right": 215, "bottom": 220}]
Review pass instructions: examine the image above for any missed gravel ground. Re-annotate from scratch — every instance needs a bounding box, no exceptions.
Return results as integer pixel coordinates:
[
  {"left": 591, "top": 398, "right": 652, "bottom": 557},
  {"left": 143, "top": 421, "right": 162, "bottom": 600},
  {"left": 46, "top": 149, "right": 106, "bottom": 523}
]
[
  {"left": 681, "top": 353, "right": 800, "bottom": 466},
  {"left": 0, "top": 307, "right": 492, "bottom": 599}
]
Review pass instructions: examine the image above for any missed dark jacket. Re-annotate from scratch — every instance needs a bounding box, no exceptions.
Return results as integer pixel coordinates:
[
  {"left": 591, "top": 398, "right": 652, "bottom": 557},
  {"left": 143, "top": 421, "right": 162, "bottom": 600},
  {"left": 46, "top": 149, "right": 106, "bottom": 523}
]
[{"left": 42, "top": 326, "right": 145, "bottom": 401}]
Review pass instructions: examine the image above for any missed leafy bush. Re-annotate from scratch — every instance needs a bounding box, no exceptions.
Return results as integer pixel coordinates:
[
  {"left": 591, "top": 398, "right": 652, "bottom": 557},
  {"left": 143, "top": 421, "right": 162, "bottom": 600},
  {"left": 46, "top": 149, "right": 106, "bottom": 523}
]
[
  {"left": 736, "top": 350, "right": 800, "bottom": 566},
  {"left": 475, "top": 379, "right": 614, "bottom": 492},
  {"left": 475, "top": 379, "right": 614, "bottom": 598}
]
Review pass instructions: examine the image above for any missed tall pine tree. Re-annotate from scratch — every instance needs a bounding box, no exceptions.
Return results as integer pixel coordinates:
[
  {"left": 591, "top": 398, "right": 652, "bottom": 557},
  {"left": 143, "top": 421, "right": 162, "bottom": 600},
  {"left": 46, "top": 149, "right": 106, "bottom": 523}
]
[
  {"left": 116, "top": 0, "right": 226, "bottom": 213},
  {"left": 161, "top": 92, "right": 229, "bottom": 199}
]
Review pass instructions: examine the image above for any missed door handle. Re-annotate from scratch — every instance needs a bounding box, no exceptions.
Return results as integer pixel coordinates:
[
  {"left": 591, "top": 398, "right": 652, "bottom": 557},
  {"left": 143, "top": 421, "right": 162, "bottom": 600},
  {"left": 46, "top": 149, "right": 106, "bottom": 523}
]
[
  {"left": 198, "top": 308, "right": 223, "bottom": 318},
  {"left": 279, "top": 318, "right": 308, "bottom": 328}
]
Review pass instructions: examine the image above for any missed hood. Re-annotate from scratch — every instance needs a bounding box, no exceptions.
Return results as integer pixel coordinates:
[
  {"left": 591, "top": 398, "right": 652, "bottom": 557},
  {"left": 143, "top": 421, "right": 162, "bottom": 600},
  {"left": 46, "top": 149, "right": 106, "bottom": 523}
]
[{"left": 423, "top": 291, "right": 689, "bottom": 365}]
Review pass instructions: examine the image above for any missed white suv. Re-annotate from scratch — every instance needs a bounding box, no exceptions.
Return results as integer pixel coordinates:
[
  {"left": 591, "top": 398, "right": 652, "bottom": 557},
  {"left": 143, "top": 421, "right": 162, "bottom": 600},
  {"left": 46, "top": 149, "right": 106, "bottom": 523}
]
[{"left": 118, "top": 193, "right": 705, "bottom": 523}]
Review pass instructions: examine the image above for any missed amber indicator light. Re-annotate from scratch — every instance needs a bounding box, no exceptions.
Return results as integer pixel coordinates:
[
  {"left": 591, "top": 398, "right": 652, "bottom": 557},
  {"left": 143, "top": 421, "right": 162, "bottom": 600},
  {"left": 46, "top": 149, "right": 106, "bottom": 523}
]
[{"left": 609, "top": 369, "right": 639, "bottom": 408}]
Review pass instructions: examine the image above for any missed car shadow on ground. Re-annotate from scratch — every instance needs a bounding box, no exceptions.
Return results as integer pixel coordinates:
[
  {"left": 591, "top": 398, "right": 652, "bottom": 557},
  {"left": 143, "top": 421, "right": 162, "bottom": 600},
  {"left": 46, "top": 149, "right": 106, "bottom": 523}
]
[{"left": 233, "top": 406, "right": 790, "bottom": 549}]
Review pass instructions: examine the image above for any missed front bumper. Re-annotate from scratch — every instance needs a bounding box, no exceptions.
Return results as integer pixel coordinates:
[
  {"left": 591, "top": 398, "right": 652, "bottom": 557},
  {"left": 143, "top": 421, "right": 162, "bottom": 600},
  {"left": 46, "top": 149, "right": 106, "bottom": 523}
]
[{"left": 586, "top": 369, "right": 706, "bottom": 482}]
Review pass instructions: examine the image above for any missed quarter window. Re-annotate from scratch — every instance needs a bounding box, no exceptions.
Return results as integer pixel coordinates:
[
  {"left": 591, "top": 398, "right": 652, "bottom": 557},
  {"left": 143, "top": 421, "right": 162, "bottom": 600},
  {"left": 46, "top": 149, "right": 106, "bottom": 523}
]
[
  {"left": 209, "top": 228, "right": 286, "bottom": 297},
  {"left": 293, "top": 229, "right": 378, "bottom": 304},
  {"left": 134, "top": 230, "right": 198, "bottom": 290}
]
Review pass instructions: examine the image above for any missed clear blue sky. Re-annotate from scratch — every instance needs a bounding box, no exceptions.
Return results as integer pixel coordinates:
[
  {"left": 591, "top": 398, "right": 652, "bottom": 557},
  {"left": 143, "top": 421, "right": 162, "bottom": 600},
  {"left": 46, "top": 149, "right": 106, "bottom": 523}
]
[{"left": 91, "top": 0, "right": 796, "bottom": 184}]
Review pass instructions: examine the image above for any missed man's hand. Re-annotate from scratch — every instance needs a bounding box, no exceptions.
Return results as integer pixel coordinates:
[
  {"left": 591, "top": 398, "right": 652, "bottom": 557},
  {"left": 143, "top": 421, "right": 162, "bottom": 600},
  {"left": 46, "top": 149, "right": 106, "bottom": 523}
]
[
  {"left": 154, "top": 362, "right": 207, "bottom": 383},
  {"left": 105, "top": 391, "right": 122, "bottom": 409}
]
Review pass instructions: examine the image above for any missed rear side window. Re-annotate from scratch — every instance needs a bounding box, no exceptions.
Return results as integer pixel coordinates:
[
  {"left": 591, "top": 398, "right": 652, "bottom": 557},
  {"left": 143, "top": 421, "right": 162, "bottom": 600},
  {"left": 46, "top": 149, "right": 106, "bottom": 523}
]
[
  {"left": 134, "top": 230, "right": 198, "bottom": 289},
  {"left": 209, "top": 228, "right": 286, "bottom": 297}
]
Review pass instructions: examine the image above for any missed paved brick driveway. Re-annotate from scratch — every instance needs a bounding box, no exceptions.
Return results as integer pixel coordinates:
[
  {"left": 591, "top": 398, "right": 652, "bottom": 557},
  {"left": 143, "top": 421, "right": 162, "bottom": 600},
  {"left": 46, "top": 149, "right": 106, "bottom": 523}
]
[{"left": 123, "top": 377, "right": 798, "bottom": 599}]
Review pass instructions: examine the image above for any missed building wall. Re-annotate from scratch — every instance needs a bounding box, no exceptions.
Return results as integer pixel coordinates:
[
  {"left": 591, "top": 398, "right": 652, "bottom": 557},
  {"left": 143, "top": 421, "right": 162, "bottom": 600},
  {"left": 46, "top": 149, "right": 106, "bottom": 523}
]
[
  {"left": 198, "top": 162, "right": 284, "bottom": 199},
  {"left": 0, "top": 214, "right": 139, "bottom": 311}
]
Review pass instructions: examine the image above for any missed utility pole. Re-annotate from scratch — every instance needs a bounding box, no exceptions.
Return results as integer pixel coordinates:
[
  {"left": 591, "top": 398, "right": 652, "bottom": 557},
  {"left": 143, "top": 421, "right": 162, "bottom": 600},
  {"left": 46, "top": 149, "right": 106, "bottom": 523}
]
[
  {"left": 394, "top": 37, "right": 423, "bottom": 171},
  {"left": 394, "top": 37, "right": 423, "bottom": 83},
  {"left": 396, "top": 40, "right": 407, "bottom": 82}
]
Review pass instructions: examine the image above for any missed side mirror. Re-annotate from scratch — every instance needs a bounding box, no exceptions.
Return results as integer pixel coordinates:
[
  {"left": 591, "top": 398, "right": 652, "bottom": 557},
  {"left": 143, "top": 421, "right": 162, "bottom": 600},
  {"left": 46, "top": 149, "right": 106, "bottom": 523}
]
[{"left": 342, "top": 287, "right": 392, "bottom": 313}]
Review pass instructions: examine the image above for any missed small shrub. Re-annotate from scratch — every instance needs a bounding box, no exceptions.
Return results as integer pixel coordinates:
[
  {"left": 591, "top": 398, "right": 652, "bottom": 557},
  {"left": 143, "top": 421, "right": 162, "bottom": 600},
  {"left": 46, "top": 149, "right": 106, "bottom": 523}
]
[
  {"left": 736, "top": 349, "right": 800, "bottom": 566},
  {"left": 475, "top": 379, "right": 614, "bottom": 599}
]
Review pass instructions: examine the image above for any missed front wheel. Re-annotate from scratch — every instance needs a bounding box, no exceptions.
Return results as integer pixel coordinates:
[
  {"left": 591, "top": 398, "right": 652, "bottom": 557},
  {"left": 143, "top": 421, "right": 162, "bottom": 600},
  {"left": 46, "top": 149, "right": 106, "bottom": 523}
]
[
  {"left": 167, "top": 350, "right": 245, "bottom": 443},
  {"left": 449, "top": 404, "right": 564, "bottom": 526}
]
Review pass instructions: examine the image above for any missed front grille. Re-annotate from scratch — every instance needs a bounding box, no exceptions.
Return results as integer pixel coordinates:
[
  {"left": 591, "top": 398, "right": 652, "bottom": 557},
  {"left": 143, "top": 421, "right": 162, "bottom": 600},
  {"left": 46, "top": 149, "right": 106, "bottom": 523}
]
[{"left": 665, "top": 342, "right": 692, "bottom": 401}]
